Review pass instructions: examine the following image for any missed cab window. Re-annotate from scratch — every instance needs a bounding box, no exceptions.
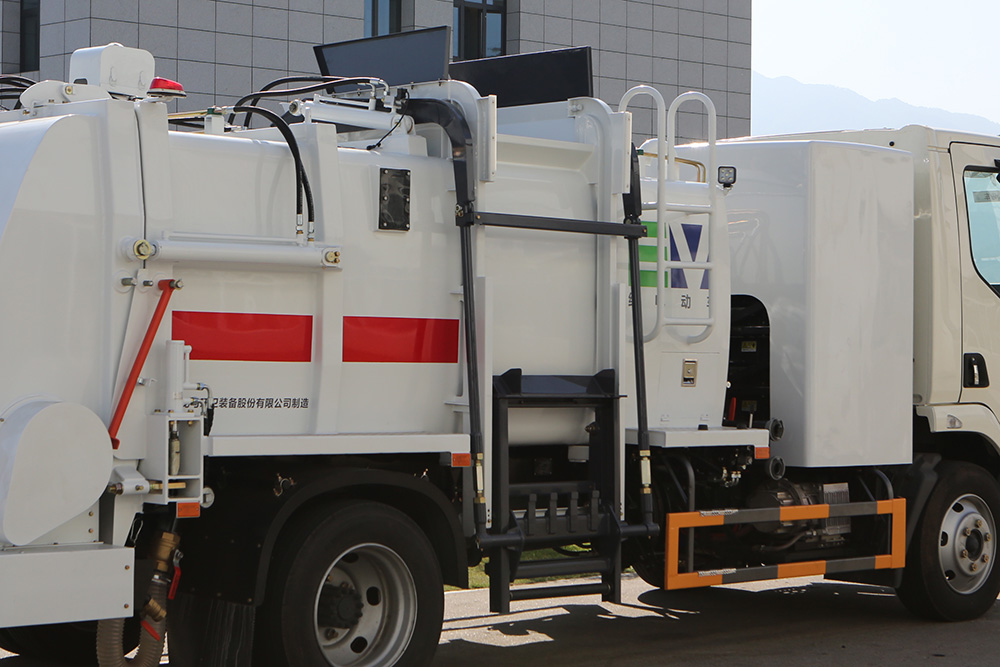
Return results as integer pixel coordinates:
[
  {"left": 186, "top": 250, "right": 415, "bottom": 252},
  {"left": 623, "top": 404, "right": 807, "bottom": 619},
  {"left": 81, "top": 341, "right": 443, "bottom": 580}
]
[{"left": 964, "top": 168, "right": 1000, "bottom": 285}]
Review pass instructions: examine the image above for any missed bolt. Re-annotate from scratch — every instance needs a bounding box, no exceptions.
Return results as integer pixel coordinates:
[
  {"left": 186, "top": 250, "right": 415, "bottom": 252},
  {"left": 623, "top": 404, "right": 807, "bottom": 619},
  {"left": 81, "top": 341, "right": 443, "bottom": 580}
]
[
  {"left": 984, "top": 554, "right": 991, "bottom": 563},
  {"left": 124, "top": 604, "right": 130, "bottom": 609},
  {"left": 325, "top": 628, "right": 338, "bottom": 640},
  {"left": 89, "top": 528, "right": 94, "bottom": 533},
  {"left": 121, "top": 277, "right": 137, "bottom": 287},
  {"left": 89, "top": 511, "right": 94, "bottom": 517},
  {"left": 143, "top": 280, "right": 154, "bottom": 287},
  {"left": 962, "top": 549, "right": 970, "bottom": 559},
  {"left": 971, "top": 562, "right": 979, "bottom": 572},
  {"left": 455, "top": 204, "right": 463, "bottom": 216},
  {"left": 977, "top": 519, "right": 985, "bottom": 529},
  {"left": 125, "top": 565, "right": 130, "bottom": 570},
  {"left": 135, "top": 484, "right": 144, "bottom": 491},
  {"left": 965, "top": 527, "right": 972, "bottom": 537},
  {"left": 987, "top": 534, "right": 993, "bottom": 542}
]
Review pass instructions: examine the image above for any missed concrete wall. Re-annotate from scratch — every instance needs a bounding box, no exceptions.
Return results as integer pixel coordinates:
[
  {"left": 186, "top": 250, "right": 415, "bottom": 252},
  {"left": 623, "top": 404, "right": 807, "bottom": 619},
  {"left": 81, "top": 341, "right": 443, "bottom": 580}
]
[
  {"left": 1, "top": 0, "right": 751, "bottom": 143},
  {"left": 507, "top": 0, "right": 751, "bottom": 142}
]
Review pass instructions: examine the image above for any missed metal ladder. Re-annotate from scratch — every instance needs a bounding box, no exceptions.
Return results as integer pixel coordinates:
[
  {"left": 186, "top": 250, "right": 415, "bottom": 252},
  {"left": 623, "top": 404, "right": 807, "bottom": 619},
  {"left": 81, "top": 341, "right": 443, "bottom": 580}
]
[
  {"left": 487, "top": 369, "right": 625, "bottom": 613},
  {"left": 402, "top": 93, "right": 658, "bottom": 614},
  {"left": 619, "top": 88, "right": 727, "bottom": 344}
]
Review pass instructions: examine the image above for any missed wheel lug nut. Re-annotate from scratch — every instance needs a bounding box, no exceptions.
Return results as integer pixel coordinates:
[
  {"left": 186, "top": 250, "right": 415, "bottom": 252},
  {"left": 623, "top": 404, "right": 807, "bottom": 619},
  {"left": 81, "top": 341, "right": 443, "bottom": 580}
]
[
  {"left": 964, "top": 527, "right": 973, "bottom": 536},
  {"left": 325, "top": 628, "right": 338, "bottom": 639},
  {"left": 987, "top": 534, "right": 993, "bottom": 542},
  {"left": 971, "top": 562, "right": 979, "bottom": 572},
  {"left": 977, "top": 519, "right": 984, "bottom": 529},
  {"left": 984, "top": 554, "right": 991, "bottom": 563},
  {"left": 962, "top": 549, "right": 970, "bottom": 559}
]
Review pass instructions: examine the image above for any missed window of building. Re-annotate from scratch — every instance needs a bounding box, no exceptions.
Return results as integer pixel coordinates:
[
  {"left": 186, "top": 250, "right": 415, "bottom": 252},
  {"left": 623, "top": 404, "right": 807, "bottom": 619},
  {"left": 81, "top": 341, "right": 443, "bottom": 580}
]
[
  {"left": 453, "top": 0, "right": 505, "bottom": 60},
  {"left": 19, "top": 0, "right": 39, "bottom": 72},
  {"left": 365, "top": 0, "right": 402, "bottom": 37}
]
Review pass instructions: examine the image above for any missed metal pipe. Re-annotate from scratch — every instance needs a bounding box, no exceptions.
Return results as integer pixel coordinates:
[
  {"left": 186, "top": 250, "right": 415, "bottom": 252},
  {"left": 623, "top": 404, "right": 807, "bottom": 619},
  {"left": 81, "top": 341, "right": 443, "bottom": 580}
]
[
  {"left": 108, "top": 280, "right": 181, "bottom": 449},
  {"left": 149, "top": 239, "right": 340, "bottom": 267}
]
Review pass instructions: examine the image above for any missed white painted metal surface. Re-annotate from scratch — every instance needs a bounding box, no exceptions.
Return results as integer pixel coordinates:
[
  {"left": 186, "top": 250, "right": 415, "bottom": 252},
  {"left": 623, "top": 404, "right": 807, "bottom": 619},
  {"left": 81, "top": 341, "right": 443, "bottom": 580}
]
[
  {"left": 0, "top": 401, "right": 112, "bottom": 545},
  {"left": 683, "top": 140, "right": 914, "bottom": 467},
  {"left": 0, "top": 545, "right": 132, "bottom": 627},
  {"left": 69, "top": 43, "right": 156, "bottom": 99}
]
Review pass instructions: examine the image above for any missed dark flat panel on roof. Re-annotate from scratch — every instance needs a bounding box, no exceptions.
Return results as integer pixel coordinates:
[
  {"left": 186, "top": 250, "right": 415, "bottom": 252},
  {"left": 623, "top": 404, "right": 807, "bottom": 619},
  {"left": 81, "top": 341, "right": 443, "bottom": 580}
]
[
  {"left": 449, "top": 47, "right": 593, "bottom": 107},
  {"left": 314, "top": 26, "right": 452, "bottom": 86}
]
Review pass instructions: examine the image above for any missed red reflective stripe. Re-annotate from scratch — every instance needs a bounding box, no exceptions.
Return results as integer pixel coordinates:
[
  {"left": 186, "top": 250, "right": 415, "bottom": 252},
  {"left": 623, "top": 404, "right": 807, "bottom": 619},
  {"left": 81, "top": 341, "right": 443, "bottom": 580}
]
[
  {"left": 343, "top": 316, "right": 459, "bottom": 363},
  {"left": 172, "top": 312, "right": 313, "bottom": 362}
]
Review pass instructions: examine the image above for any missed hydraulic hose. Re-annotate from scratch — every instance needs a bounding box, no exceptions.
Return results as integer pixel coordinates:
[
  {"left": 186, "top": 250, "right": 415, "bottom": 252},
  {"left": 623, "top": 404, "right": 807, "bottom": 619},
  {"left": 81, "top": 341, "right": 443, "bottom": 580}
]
[
  {"left": 232, "top": 105, "right": 315, "bottom": 238},
  {"left": 229, "top": 77, "right": 387, "bottom": 126}
]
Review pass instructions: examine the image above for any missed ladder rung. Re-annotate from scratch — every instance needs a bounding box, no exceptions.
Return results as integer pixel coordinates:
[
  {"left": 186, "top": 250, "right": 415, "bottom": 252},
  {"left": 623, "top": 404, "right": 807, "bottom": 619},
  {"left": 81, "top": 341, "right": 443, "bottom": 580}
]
[
  {"left": 516, "top": 557, "right": 611, "bottom": 579},
  {"left": 641, "top": 201, "right": 711, "bottom": 213},
  {"left": 662, "top": 317, "right": 715, "bottom": 326},
  {"left": 663, "top": 261, "right": 713, "bottom": 270},
  {"left": 509, "top": 582, "right": 610, "bottom": 602},
  {"left": 510, "top": 481, "right": 596, "bottom": 496}
]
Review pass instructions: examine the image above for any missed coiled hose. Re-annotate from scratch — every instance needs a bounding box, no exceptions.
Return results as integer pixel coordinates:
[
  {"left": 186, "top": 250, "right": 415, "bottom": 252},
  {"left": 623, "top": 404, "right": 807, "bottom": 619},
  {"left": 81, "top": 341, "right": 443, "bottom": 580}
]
[
  {"left": 97, "top": 531, "right": 178, "bottom": 667},
  {"left": 96, "top": 577, "right": 168, "bottom": 667}
]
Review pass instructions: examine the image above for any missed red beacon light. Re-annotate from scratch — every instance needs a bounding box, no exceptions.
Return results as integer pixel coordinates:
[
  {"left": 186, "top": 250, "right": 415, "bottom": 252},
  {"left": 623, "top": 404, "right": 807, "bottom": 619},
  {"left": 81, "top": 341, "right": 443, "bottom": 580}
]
[{"left": 147, "top": 77, "right": 186, "bottom": 99}]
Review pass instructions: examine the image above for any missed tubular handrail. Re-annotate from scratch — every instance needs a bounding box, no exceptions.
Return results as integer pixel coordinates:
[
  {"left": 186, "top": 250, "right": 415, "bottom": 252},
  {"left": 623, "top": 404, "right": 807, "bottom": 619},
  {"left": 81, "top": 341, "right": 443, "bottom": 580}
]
[
  {"left": 621, "top": 88, "right": 723, "bottom": 344},
  {"left": 619, "top": 86, "right": 669, "bottom": 342}
]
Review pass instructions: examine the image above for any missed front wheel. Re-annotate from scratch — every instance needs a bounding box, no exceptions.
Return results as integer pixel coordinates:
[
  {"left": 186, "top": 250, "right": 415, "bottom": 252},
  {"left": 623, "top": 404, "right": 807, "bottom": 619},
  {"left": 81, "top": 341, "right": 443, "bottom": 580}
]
[
  {"left": 897, "top": 461, "right": 1000, "bottom": 621},
  {"left": 254, "top": 501, "right": 444, "bottom": 666}
]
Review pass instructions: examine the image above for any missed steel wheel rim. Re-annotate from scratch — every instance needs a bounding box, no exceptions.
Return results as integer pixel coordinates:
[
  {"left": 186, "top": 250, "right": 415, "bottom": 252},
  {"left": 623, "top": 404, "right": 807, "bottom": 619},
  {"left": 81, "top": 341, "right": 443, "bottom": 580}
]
[
  {"left": 938, "top": 493, "right": 996, "bottom": 594},
  {"left": 313, "top": 543, "right": 417, "bottom": 666}
]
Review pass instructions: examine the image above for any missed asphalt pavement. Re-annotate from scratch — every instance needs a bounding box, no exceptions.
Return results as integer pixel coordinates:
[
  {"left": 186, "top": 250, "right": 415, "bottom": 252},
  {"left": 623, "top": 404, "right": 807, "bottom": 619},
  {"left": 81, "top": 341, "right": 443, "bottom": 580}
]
[
  {"left": 436, "top": 574, "right": 1000, "bottom": 666},
  {"left": 4, "top": 574, "right": 999, "bottom": 665}
]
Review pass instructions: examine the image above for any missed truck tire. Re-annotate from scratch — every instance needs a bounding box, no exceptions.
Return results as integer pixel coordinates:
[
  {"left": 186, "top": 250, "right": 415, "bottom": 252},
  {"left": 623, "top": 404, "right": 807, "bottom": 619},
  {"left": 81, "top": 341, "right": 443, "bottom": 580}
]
[
  {"left": 897, "top": 461, "right": 1000, "bottom": 621},
  {"left": 254, "top": 500, "right": 444, "bottom": 666},
  {"left": 0, "top": 620, "right": 138, "bottom": 664}
]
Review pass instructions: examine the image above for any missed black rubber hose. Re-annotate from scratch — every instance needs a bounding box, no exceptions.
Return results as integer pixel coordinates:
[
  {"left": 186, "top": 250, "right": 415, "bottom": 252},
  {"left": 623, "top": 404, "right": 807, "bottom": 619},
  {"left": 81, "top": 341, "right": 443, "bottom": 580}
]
[
  {"left": 235, "top": 75, "right": 341, "bottom": 126},
  {"left": 229, "top": 77, "right": 385, "bottom": 126},
  {"left": 232, "top": 105, "right": 314, "bottom": 230},
  {"left": 0, "top": 75, "right": 36, "bottom": 87}
]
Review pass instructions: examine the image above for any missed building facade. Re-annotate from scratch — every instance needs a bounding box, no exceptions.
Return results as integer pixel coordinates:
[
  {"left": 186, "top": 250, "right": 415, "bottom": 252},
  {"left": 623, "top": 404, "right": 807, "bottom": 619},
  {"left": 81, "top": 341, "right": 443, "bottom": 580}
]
[{"left": 0, "top": 0, "right": 750, "bottom": 142}]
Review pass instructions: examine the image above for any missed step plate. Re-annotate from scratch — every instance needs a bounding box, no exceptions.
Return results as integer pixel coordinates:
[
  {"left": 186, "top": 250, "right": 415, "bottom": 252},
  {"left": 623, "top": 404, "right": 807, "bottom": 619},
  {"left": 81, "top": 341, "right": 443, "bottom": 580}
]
[{"left": 664, "top": 499, "right": 906, "bottom": 590}]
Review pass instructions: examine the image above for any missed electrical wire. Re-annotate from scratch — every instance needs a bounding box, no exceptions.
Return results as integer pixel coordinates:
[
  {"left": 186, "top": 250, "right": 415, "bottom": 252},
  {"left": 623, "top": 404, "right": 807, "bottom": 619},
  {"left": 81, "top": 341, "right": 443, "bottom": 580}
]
[{"left": 367, "top": 92, "right": 409, "bottom": 150}]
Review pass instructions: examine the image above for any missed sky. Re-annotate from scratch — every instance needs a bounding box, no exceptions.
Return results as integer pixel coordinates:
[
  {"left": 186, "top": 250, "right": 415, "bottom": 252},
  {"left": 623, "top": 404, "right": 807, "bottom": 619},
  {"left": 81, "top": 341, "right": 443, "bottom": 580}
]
[{"left": 752, "top": 0, "right": 1000, "bottom": 122}]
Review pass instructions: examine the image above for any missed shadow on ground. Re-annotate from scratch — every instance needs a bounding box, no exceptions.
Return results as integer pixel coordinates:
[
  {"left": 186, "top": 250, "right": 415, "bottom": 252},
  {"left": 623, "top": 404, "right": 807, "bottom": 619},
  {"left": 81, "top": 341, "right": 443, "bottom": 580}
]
[{"left": 436, "top": 581, "right": 996, "bottom": 666}]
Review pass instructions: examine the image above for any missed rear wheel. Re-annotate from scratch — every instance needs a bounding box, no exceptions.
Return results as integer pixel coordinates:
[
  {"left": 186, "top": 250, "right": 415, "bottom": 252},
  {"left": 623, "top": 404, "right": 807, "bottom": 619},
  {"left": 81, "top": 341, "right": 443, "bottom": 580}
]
[
  {"left": 897, "top": 461, "right": 1000, "bottom": 621},
  {"left": 254, "top": 501, "right": 443, "bottom": 666}
]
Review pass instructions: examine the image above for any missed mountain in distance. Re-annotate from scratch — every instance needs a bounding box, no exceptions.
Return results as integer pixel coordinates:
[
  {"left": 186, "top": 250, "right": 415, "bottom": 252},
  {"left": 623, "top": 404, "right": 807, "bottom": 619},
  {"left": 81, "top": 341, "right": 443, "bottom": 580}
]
[{"left": 751, "top": 72, "right": 1000, "bottom": 137}]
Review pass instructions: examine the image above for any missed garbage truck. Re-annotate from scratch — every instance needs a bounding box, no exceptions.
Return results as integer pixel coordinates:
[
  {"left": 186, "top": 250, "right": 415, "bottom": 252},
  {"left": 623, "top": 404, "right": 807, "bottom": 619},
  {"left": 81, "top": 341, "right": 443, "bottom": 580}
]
[{"left": 0, "top": 33, "right": 997, "bottom": 666}]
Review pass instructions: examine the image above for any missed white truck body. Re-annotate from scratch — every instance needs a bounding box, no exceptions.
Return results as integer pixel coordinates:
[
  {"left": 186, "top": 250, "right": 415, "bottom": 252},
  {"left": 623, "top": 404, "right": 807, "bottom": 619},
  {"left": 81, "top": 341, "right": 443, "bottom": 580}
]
[{"left": 0, "top": 42, "right": 998, "bottom": 666}]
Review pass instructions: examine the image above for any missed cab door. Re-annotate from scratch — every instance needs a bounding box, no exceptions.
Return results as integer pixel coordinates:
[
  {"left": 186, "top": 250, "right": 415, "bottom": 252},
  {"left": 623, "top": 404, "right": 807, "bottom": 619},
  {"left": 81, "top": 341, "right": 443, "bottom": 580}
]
[{"left": 951, "top": 142, "right": 1000, "bottom": 406}]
